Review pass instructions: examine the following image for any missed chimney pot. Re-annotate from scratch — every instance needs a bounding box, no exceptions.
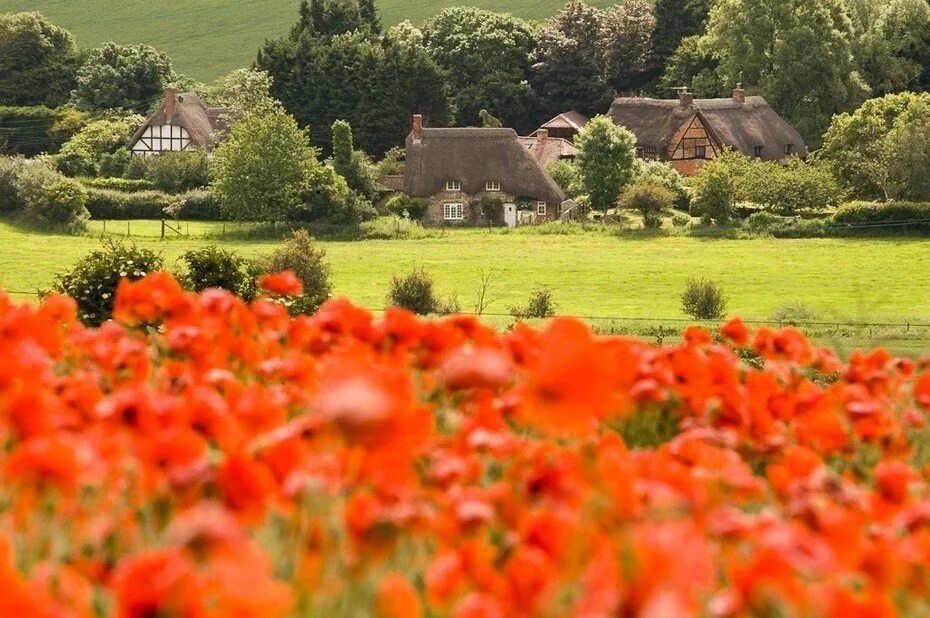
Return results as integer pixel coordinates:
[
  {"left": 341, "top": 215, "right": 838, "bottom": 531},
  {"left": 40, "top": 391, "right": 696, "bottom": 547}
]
[
  {"left": 412, "top": 114, "right": 423, "bottom": 142},
  {"left": 732, "top": 83, "right": 746, "bottom": 104},
  {"left": 164, "top": 87, "right": 178, "bottom": 118},
  {"left": 537, "top": 129, "right": 549, "bottom": 143},
  {"left": 679, "top": 88, "right": 693, "bottom": 107}
]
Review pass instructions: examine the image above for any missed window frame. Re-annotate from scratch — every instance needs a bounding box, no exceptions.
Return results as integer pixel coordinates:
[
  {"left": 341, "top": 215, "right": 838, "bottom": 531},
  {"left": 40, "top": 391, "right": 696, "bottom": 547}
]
[
  {"left": 485, "top": 180, "right": 501, "bottom": 192},
  {"left": 753, "top": 146, "right": 764, "bottom": 158},
  {"left": 536, "top": 202, "right": 547, "bottom": 217},
  {"left": 694, "top": 144, "right": 707, "bottom": 159},
  {"left": 443, "top": 202, "right": 464, "bottom": 221},
  {"left": 785, "top": 143, "right": 794, "bottom": 155},
  {"left": 445, "top": 180, "right": 461, "bottom": 192}
]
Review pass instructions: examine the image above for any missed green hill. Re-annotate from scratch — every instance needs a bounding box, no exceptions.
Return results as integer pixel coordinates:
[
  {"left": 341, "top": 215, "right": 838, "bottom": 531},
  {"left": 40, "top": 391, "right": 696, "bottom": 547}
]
[{"left": 3, "top": 0, "right": 617, "bottom": 80}]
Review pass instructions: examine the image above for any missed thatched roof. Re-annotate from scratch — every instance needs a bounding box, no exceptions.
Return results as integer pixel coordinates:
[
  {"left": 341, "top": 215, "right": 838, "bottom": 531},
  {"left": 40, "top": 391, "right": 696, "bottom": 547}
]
[
  {"left": 405, "top": 127, "right": 566, "bottom": 205},
  {"left": 541, "top": 111, "right": 589, "bottom": 132},
  {"left": 607, "top": 96, "right": 808, "bottom": 161},
  {"left": 130, "top": 91, "right": 231, "bottom": 150},
  {"left": 518, "top": 134, "right": 578, "bottom": 166}
]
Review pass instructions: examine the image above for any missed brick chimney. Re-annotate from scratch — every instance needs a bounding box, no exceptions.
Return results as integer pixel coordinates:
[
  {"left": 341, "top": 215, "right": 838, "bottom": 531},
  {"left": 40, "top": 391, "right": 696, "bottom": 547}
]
[
  {"left": 732, "top": 83, "right": 746, "bottom": 104},
  {"left": 678, "top": 87, "right": 693, "bottom": 108},
  {"left": 164, "top": 87, "right": 178, "bottom": 119},
  {"left": 412, "top": 114, "right": 423, "bottom": 142},
  {"left": 537, "top": 128, "right": 548, "bottom": 146}
]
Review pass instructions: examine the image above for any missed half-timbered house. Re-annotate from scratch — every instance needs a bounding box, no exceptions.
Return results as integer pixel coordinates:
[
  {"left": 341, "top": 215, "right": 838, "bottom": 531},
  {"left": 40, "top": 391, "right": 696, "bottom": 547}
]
[
  {"left": 606, "top": 85, "right": 807, "bottom": 175},
  {"left": 129, "top": 89, "right": 230, "bottom": 156}
]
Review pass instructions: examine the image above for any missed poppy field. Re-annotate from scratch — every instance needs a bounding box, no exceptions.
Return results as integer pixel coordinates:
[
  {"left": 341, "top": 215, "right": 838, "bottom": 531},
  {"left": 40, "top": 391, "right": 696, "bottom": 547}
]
[{"left": 4, "top": 271, "right": 930, "bottom": 617}]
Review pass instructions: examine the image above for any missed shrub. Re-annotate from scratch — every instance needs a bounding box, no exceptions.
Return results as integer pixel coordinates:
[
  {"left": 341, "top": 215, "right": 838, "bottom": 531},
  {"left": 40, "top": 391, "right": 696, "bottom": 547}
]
[
  {"left": 387, "top": 269, "right": 439, "bottom": 315},
  {"left": 681, "top": 278, "right": 727, "bottom": 320},
  {"left": 671, "top": 211, "right": 691, "bottom": 228},
  {"left": 180, "top": 246, "right": 257, "bottom": 300},
  {"left": 633, "top": 159, "right": 688, "bottom": 209},
  {"left": 52, "top": 239, "right": 163, "bottom": 326},
  {"left": 0, "top": 106, "right": 86, "bottom": 156},
  {"left": 79, "top": 177, "right": 155, "bottom": 193},
  {"left": 618, "top": 179, "right": 676, "bottom": 229},
  {"left": 510, "top": 288, "right": 556, "bottom": 319},
  {"left": 377, "top": 146, "right": 405, "bottom": 176},
  {"left": 385, "top": 194, "right": 429, "bottom": 220},
  {"left": 84, "top": 188, "right": 223, "bottom": 221},
  {"left": 832, "top": 201, "right": 930, "bottom": 232},
  {"left": 256, "top": 231, "right": 332, "bottom": 315},
  {"left": 53, "top": 115, "right": 143, "bottom": 177},
  {"left": 689, "top": 156, "right": 738, "bottom": 225},
  {"left": 23, "top": 177, "right": 89, "bottom": 232},
  {"left": 769, "top": 303, "right": 821, "bottom": 326},
  {"left": 741, "top": 157, "right": 841, "bottom": 216},
  {"left": 137, "top": 151, "right": 210, "bottom": 194},
  {"left": 0, "top": 156, "right": 27, "bottom": 211}
]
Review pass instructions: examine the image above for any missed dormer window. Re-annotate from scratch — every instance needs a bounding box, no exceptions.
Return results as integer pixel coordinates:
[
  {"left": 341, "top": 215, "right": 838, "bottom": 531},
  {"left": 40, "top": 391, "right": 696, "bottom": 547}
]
[
  {"left": 445, "top": 180, "right": 461, "bottom": 192},
  {"left": 486, "top": 180, "right": 501, "bottom": 192}
]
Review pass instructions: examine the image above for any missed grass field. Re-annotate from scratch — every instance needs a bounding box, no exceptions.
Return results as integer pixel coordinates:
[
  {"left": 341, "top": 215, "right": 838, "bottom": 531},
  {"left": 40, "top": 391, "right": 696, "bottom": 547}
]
[
  {"left": 3, "top": 0, "right": 616, "bottom": 80},
  {"left": 2, "top": 219, "right": 929, "bottom": 355}
]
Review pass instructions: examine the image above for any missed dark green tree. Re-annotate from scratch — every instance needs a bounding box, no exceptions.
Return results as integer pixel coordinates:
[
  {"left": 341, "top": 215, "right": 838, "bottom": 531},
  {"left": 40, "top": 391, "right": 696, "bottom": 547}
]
[
  {"left": 652, "top": 0, "right": 714, "bottom": 68},
  {"left": 293, "top": 0, "right": 378, "bottom": 38},
  {"left": 0, "top": 13, "right": 81, "bottom": 107},
  {"left": 72, "top": 43, "right": 177, "bottom": 113},
  {"left": 478, "top": 110, "right": 503, "bottom": 128},
  {"left": 330, "top": 119, "right": 378, "bottom": 199}
]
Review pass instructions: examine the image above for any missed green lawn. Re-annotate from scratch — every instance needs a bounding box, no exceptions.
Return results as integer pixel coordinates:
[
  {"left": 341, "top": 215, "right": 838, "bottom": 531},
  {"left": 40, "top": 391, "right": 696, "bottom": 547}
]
[{"left": 3, "top": 0, "right": 616, "bottom": 80}]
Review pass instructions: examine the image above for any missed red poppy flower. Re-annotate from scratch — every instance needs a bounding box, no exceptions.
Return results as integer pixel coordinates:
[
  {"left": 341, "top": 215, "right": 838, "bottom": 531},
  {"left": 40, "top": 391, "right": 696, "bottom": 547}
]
[{"left": 258, "top": 271, "right": 303, "bottom": 296}]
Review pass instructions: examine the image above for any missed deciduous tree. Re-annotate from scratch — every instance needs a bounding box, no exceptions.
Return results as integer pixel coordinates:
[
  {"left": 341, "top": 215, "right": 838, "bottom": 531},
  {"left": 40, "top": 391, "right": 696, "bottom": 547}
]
[
  {"left": 574, "top": 115, "right": 637, "bottom": 211},
  {"left": 72, "top": 43, "right": 177, "bottom": 113},
  {"left": 0, "top": 13, "right": 81, "bottom": 107}
]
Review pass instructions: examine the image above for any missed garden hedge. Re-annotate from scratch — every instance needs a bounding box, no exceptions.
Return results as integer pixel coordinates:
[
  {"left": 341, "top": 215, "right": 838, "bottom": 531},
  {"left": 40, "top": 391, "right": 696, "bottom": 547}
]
[
  {"left": 84, "top": 187, "right": 223, "bottom": 221},
  {"left": 832, "top": 201, "right": 930, "bottom": 232}
]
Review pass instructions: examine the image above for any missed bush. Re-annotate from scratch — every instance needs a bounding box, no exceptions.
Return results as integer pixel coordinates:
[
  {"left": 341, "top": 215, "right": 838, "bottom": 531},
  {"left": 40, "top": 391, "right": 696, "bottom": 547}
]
[
  {"left": 256, "top": 230, "right": 332, "bottom": 315},
  {"left": 741, "top": 157, "right": 841, "bottom": 216},
  {"left": 618, "top": 179, "right": 676, "bottom": 229},
  {"left": 53, "top": 115, "right": 143, "bottom": 177},
  {"left": 84, "top": 187, "right": 223, "bottom": 221},
  {"left": 681, "top": 278, "right": 727, "bottom": 320},
  {"left": 0, "top": 106, "right": 86, "bottom": 156},
  {"left": 510, "top": 288, "right": 557, "bottom": 320},
  {"left": 385, "top": 194, "right": 429, "bottom": 220},
  {"left": 387, "top": 268, "right": 439, "bottom": 315},
  {"left": 671, "top": 211, "right": 691, "bottom": 228},
  {"left": 133, "top": 151, "right": 210, "bottom": 194},
  {"left": 180, "top": 246, "right": 258, "bottom": 300},
  {"left": 689, "top": 156, "right": 738, "bottom": 225},
  {"left": 633, "top": 159, "right": 688, "bottom": 209},
  {"left": 832, "top": 201, "right": 930, "bottom": 232},
  {"left": 79, "top": 177, "right": 155, "bottom": 193},
  {"left": 23, "top": 177, "right": 88, "bottom": 232},
  {"left": 0, "top": 156, "right": 27, "bottom": 211},
  {"left": 53, "top": 239, "right": 163, "bottom": 326},
  {"left": 769, "top": 303, "right": 821, "bottom": 326}
]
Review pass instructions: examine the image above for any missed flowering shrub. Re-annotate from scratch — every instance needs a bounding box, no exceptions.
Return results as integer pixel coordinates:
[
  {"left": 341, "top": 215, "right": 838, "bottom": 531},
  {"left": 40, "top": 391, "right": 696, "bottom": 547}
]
[{"left": 2, "top": 271, "right": 930, "bottom": 616}]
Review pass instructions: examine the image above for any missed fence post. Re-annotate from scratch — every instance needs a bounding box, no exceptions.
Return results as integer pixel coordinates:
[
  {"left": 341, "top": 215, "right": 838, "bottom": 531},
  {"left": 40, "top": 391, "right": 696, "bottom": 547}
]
[
  {"left": 102, "top": 220, "right": 106, "bottom": 235},
  {"left": 161, "top": 219, "right": 165, "bottom": 240},
  {"left": 127, "top": 221, "right": 130, "bottom": 237}
]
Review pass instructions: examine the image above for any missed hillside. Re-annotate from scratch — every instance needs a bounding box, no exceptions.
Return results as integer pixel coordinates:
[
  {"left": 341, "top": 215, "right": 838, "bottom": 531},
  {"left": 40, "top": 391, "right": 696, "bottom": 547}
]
[{"left": 3, "top": 0, "right": 617, "bottom": 80}]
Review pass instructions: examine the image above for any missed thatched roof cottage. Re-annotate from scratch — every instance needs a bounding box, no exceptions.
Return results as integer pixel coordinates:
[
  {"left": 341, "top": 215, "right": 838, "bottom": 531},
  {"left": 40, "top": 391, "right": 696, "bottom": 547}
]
[
  {"left": 404, "top": 115, "right": 570, "bottom": 227},
  {"left": 129, "top": 89, "right": 230, "bottom": 156},
  {"left": 607, "top": 85, "right": 808, "bottom": 175}
]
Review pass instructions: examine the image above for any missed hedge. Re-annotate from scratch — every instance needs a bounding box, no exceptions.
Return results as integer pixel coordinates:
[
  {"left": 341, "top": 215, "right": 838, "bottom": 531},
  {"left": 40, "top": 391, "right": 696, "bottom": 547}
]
[
  {"left": 79, "top": 177, "right": 155, "bottom": 193},
  {"left": 84, "top": 188, "right": 223, "bottom": 221},
  {"left": 0, "top": 106, "right": 83, "bottom": 156},
  {"left": 832, "top": 201, "right": 930, "bottom": 232}
]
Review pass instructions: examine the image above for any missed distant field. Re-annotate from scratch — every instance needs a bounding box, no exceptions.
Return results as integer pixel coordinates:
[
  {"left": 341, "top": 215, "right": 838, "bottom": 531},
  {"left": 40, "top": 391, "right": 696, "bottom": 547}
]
[
  {"left": 3, "top": 0, "right": 616, "bottom": 80},
  {"left": 3, "top": 219, "right": 930, "bottom": 358}
]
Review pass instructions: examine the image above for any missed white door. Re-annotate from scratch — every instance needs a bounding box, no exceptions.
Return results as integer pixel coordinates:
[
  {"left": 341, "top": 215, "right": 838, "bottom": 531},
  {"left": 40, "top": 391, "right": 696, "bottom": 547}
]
[{"left": 504, "top": 203, "right": 517, "bottom": 228}]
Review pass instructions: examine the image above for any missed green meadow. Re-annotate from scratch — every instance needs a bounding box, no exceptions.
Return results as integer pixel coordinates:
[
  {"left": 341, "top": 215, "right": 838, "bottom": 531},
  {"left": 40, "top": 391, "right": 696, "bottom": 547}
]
[{"left": 3, "top": 0, "right": 617, "bottom": 80}]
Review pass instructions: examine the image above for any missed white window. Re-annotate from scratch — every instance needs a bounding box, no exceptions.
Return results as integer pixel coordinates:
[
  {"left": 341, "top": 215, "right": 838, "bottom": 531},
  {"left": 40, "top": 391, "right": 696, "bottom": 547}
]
[
  {"left": 445, "top": 180, "right": 461, "bottom": 192},
  {"left": 131, "top": 124, "right": 192, "bottom": 154},
  {"left": 485, "top": 180, "right": 501, "bottom": 192},
  {"left": 537, "top": 202, "right": 547, "bottom": 216},
  {"left": 444, "top": 203, "right": 464, "bottom": 220}
]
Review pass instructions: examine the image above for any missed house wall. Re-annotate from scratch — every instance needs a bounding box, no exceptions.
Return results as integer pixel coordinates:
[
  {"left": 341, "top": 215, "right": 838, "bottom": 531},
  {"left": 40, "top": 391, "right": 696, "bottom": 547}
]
[
  {"left": 665, "top": 115, "right": 719, "bottom": 177},
  {"left": 423, "top": 190, "right": 559, "bottom": 226}
]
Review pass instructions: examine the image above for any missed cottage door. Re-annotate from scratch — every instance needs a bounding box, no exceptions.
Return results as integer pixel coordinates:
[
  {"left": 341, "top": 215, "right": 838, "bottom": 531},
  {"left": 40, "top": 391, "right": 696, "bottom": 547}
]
[{"left": 504, "top": 203, "right": 517, "bottom": 228}]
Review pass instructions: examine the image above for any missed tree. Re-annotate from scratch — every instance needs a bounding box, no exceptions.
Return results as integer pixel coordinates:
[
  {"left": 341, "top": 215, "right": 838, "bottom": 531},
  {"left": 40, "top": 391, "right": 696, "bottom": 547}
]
[
  {"left": 330, "top": 119, "right": 378, "bottom": 200},
  {"left": 421, "top": 7, "right": 538, "bottom": 130},
  {"left": 706, "top": 0, "right": 870, "bottom": 145},
  {"left": 212, "top": 109, "right": 321, "bottom": 224},
  {"left": 600, "top": 0, "right": 656, "bottom": 94},
  {"left": 201, "top": 69, "right": 281, "bottom": 117},
  {"left": 820, "top": 92, "right": 930, "bottom": 199},
  {"left": 690, "top": 154, "right": 739, "bottom": 225},
  {"left": 532, "top": 0, "right": 607, "bottom": 116},
  {"left": 53, "top": 114, "right": 145, "bottom": 177},
  {"left": 72, "top": 43, "right": 178, "bottom": 113},
  {"left": 652, "top": 0, "right": 714, "bottom": 68},
  {"left": 850, "top": 0, "right": 930, "bottom": 95},
  {"left": 658, "top": 35, "right": 726, "bottom": 98},
  {"left": 293, "top": 0, "right": 378, "bottom": 38},
  {"left": 882, "top": 111, "right": 930, "bottom": 202},
  {"left": 478, "top": 110, "right": 502, "bottom": 128},
  {"left": 258, "top": 30, "right": 452, "bottom": 156},
  {"left": 0, "top": 13, "right": 81, "bottom": 107},
  {"left": 574, "top": 115, "right": 637, "bottom": 211},
  {"left": 618, "top": 179, "right": 675, "bottom": 228}
]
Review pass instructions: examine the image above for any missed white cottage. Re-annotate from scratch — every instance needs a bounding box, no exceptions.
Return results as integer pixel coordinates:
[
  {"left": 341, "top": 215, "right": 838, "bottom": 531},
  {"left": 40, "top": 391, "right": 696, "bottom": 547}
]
[{"left": 129, "top": 89, "right": 230, "bottom": 156}]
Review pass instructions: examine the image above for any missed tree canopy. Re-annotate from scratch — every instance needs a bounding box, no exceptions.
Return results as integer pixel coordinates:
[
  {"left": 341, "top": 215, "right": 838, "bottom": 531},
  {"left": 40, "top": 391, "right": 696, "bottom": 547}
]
[
  {"left": 72, "top": 43, "right": 178, "bottom": 113},
  {"left": 0, "top": 12, "right": 81, "bottom": 107},
  {"left": 574, "top": 115, "right": 637, "bottom": 211}
]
